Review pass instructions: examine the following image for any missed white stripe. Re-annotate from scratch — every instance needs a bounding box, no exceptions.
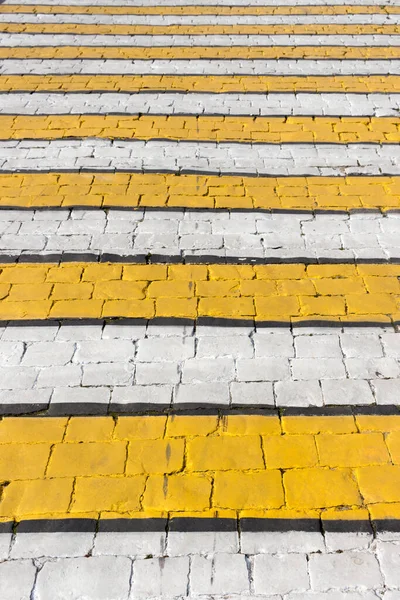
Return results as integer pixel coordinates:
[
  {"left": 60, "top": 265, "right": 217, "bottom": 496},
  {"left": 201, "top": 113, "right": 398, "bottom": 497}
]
[
  {"left": 0, "top": 140, "right": 398, "bottom": 176},
  {"left": 2, "top": 92, "right": 399, "bottom": 117},
  {"left": 2, "top": 13, "right": 400, "bottom": 24},
  {"left": 0, "top": 533, "right": 396, "bottom": 599},
  {"left": 1, "top": 59, "right": 398, "bottom": 76},
  {"left": 0, "top": 209, "right": 397, "bottom": 261},
  {"left": 0, "top": 322, "right": 397, "bottom": 409},
  {"left": 3, "top": 33, "right": 400, "bottom": 46}
]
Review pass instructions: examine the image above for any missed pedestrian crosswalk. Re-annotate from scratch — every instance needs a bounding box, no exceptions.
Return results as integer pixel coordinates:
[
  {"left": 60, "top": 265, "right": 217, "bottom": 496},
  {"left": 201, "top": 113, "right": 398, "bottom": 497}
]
[{"left": 0, "top": 1, "right": 400, "bottom": 598}]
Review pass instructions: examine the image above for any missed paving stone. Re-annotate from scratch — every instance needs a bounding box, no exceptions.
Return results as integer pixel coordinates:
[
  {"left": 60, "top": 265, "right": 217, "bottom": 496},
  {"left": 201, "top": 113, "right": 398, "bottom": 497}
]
[
  {"left": 309, "top": 551, "right": 383, "bottom": 591},
  {"left": 0, "top": 560, "right": 36, "bottom": 600},
  {"left": 253, "top": 554, "right": 309, "bottom": 595},
  {"left": 131, "top": 556, "right": 189, "bottom": 599},
  {"left": 190, "top": 553, "right": 249, "bottom": 596}
]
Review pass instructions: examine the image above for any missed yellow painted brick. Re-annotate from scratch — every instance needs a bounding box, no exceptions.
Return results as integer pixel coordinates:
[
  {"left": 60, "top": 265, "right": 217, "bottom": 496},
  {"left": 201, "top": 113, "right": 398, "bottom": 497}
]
[
  {"left": 199, "top": 297, "right": 255, "bottom": 318},
  {"left": 187, "top": 435, "right": 264, "bottom": 470},
  {"left": 50, "top": 299, "right": 103, "bottom": 318},
  {"left": 312, "top": 278, "right": 366, "bottom": 295},
  {"left": 148, "top": 280, "right": 194, "bottom": 297},
  {"left": 299, "top": 295, "right": 346, "bottom": 316},
  {"left": 346, "top": 293, "right": 398, "bottom": 314},
  {"left": 385, "top": 432, "right": 400, "bottom": 464},
  {"left": 0, "top": 265, "right": 48, "bottom": 283},
  {"left": 356, "top": 264, "right": 400, "bottom": 277},
  {"left": 143, "top": 474, "right": 212, "bottom": 511},
  {"left": 356, "top": 465, "right": 400, "bottom": 503},
  {"left": 0, "top": 300, "right": 52, "bottom": 319},
  {"left": 322, "top": 507, "right": 370, "bottom": 521},
  {"left": 364, "top": 276, "right": 400, "bottom": 294},
  {"left": 317, "top": 433, "right": 390, "bottom": 467},
  {"left": 102, "top": 299, "right": 155, "bottom": 318},
  {"left": 306, "top": 265, "right": 357, "bottom": 278},
  {"left": 8, "top": 283, "right": 52, "bottom": 301},
  {"left": 166, "top": 415, "right": 218, "bottom": 437},
  {"left": 221, "top": 415, "right": 281, "bottom": 435},
  {"left": 0, "top": 284, "right": 10, "bottom": 299},
  {"left": 208, "top": 265, "right": 254, "bottom": 280},
  {"left": 65, "top": 417, "right": 114, "bottom": 442},
  {"left": 254, "top": 265, "right": 306, "bottom": 279},
  {"left": 356, "top": 415, "right": 400, "bottom": 432},
  {"left": 114, "top": 416, "right": 167, "bottom": 439},
  {"left": 82, "top": 264, "right": 122, "bottom": 281},
  {"left": 0, "top": 417, "right": 67, "bottom": 443},
  {"left": 240, "top": 280, "right": 276, "bottom": 296},
  {"left": 46, "top": 265, "right": 83, "bottom": 283},
  {"left": 213, "top": 471, "right": 284, "bottom": 509},
  {"left": 47, "top": 442, "right": 127, "bottom": 477},
  {"left": 127, "top": 439, "right": 184, "bottom": 474},
  {"left": 277, "top": 279, "right": 316, "bottom": 295},
  {"left": 0, "top": 443, "right": 50, "bottom": 479},
  {"left": 368, "top": 503, "right": 400, "bottom": 521},
  {"left": 197, "top": 282, "right": 241, "bottom": 300},
  {"left": 93, "top": 280, "right": 147, "bottom": 299},
  {"left": 282, "top": 416, "right": 357, "bottom": 434},
  {"left": 72, "top": 476, "right": 146, "bottom": 513},
  {"left": 51, "top": 283, "right": 93, "bottom": 300},
  {"left": 123, "top": 265, "right": 167, "bottom": 281},
  {"left": 155, "top": 297, "right": 198, "bottom": 318},
  {"left": 168, "top": 265, "right": 208, "bottom": 280},
  {"left": 263, "top": 434, "right": 318, "bottom": 468},
  {"left": 0, "top": 478, "right": 74, "bottom": 518},
  {"left": 284, "top": 468, "right": 362, "bottom": 509},
  {"left": 255, "top": 296, "right": 299, "bottom": 318}
]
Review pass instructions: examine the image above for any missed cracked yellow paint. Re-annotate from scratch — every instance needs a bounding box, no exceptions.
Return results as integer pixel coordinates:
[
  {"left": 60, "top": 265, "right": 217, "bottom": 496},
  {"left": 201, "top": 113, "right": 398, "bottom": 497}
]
[
  {"left": 2, "top": 46, "right": 400, "bottom": 60},
  {"left": 0, "top": 415, "right": 399, "bottom": 520},
  {"left": 2, "top": 24, "right": 400, "bottom": 35},
  {"left": 1, "top": 75, "right": 397, "bottom": 94},
  {"left": 1, "top": 115, "right": 399, "bottom": 144},
  {"left": 0, "top": 262, "right": 398, "bottom": 322},
  {"left": 0, "top": 173, "right": 398, "bottom": 211}
]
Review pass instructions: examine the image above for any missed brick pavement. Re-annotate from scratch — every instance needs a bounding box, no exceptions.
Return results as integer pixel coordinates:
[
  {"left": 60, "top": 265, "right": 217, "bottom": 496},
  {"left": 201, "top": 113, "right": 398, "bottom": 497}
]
[{"left": 0, "top": 1, "right": 400, "bottom": 598}]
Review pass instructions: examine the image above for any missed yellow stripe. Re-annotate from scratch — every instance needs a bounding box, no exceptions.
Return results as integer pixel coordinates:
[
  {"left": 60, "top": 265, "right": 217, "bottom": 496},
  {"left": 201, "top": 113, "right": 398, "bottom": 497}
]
[
  {"left": 2, "top": 5, "right": 399, "bottom": 14},
  {"left": 1, "top": 23, "right": 399, "bottom": 34},
  {"left": 2, "top": 115, "right": 398, "bottom": 144},
  {"left": 2, "top": 46, "right": 399, "bottom": 60},
  {"left": 0, "top": 262, "right": 398, "bottom": 322},
  {"left": 0, "top": 414, "right": 399, "bottom": 520},
  {"left": 1, "top": 173, "right": 399, "bottom": 212},
  {"left": 1, "top": 75, "right": 397, "bottom": 93}
]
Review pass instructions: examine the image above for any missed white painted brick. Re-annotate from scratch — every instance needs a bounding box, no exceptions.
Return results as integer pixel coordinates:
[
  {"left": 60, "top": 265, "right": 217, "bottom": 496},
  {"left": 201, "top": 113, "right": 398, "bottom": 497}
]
[
  {"left": 22, "top": 342, "right": 75, "bottom": 367},
  {"left": 0, "top": 366, "right": 38, "bottom": 390},
  {"left": 175, "top": 382, "right": 230, "bottom": 406},
  {"left": 1, "top": 325, "right": 58, "bottom": 341},
  {"left": 11, "top": 533, "right": 94, "bottom": 559},
  {"left": 321, "top": 380, "right": 374, "bottom": 405},
  {"left": 0, "top": 560, "right": 36, "bottom": 600},
  {"left": 377, "top": 541, "right": 400, "bottom": 588},
  {"left": 35, "top": 556, "right": 132, "bottom": 600},
  {"left": 295, "top": 335, "right": 342, "bottom": 358},
  {"left": 291, "top": 358, "right": 346, "bottom": 380},
  {"left": 167, "top": 531, "right": 239, "bottom": 556},
  {"left": 254, "top": 553, "right": 309, "bottom": 595},
  {"left": 37, "top": 365, "right": 82, "bottom": 388},
  {"left": 112, "top": 385, "right": 172, "bottom": 406},
  {"left": 190, "top": 553, "right": 249, "bottom": 596},
  {"left": 371, "top": 379, "right": 400, "bottom": 404},
  {"left": 230, "top": 382, "right": 274, "bottom": 405},
  {"left": 309, "top": 551, "right": 382, "bottom": 591},
  {"left": 56, "top": 325, "right": 103, "bottom": 341},
  {"left": 51, "top": 387, "right": 110, "bottom": 405},
  {"left": 93, "top": 532, "right": 166, "bottom": 558},
  {"left": 75, "top": 340, "right": 135, "bottom": 363},
  {"left": 254, "top": 333, "right": 294, "bottom": 358},
  {"left": 275, "top": 381, "right": 323, "bottom": 407},
  {"left": 0, "top": 342, "right": 24, "bottom": 366},
  {"left": 135, "top": 362, "right": 180, "bottom": 385},
  {"left": 345, "top": 358, "right": 400, "bottom": 379},
  {"left": 131, "top": 556, "right": 189, "bottom": 599},
  {"left": 82, "top": 363, "right": 134, "bottom": 386},
  {"left": 340, "top": 334, "right": 383, "bottom": 358},
  {"left": 324, "top": 532, "right": 373, "bottom": 552},
  {"left": 182, "top": 358, "right": 235, "bottom": 383},
  {"left": 240, "top": 531, "right": 324, "bottom": 554},
  {"left": 237, "top": 358, "right": 290, "bottom": 382},
  {"left": 136, "top": 337, "right": 194, "bottom": 362},
  {"left": 196, "top": 335, "right": 253, "bottom": 359},
  {"left": 381, "top": 333, "right": 400, "bottom": 358}
]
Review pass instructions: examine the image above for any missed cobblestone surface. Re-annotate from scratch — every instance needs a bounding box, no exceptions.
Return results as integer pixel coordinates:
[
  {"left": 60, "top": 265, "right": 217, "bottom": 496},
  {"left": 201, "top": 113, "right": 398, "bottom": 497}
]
[
  {"left": 1, "top": 209, "right": 400, "bottom": 260},
  {"left": 2, "top": 92, "right": 400, "bottom": 116},
  {"left": 0, "top": 322, "right": 397, "bottom": 410},
  {"left": 1, "top": 140, "right": 399, "bottom": 175}
]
